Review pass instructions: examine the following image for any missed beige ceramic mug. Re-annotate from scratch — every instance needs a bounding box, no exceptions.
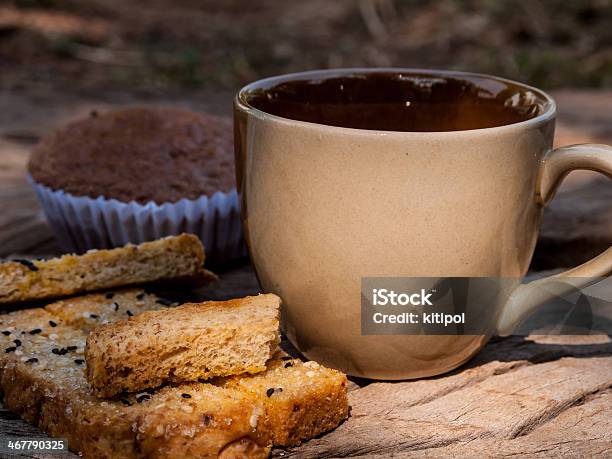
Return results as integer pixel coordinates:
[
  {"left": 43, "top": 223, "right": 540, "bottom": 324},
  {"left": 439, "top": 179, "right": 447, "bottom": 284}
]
[{"left": 234, "top": 68, "right": 612, "bottom": 379}]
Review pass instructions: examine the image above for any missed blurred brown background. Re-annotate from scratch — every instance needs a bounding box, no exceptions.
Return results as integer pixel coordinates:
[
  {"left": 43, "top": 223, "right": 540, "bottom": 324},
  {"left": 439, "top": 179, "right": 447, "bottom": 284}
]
[
  {"left": 0, "top": 0, "right": 611, "bottom": 262},
  {"left": 1, "top": 0, "right": 612, "bottom": 92}
]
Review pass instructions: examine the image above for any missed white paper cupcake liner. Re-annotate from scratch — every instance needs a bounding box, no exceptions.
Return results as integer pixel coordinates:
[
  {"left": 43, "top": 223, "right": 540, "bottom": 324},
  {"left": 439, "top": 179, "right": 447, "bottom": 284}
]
[{"left": 28, "top": 175, "right": 246, "bottom": 265}]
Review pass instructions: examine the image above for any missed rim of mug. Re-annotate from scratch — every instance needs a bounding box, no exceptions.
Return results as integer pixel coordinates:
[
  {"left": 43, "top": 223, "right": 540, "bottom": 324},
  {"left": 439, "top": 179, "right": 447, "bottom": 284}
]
[{"left": 235, "top": 67, "right": 557, "bottom": 136}]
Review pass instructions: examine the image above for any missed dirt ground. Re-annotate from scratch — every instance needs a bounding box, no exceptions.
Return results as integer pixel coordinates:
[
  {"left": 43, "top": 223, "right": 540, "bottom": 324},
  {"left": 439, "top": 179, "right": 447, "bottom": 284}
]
[{"left": 1, "top": 0, "right": 612, "bottom": 95}]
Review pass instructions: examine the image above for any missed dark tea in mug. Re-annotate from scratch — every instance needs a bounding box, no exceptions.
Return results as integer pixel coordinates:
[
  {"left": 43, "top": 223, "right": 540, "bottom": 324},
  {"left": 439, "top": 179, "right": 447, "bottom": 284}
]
[{"left": 244, "top": 71, "right": 543, "bottom": 132}]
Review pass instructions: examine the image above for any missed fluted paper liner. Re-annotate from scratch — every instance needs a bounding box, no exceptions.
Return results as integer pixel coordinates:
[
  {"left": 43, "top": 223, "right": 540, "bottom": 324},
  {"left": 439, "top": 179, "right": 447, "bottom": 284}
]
[{"left": 29, "top": 176, "right": 246, "bottom": 265}]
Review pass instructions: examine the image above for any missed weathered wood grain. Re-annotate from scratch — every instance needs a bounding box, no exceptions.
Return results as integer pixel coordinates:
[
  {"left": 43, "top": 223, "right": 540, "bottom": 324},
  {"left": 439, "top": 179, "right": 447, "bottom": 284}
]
[
  {"left": 367, "top": 391, "right": 612, "bottom": 458},
  {"left": 274, "top": 335, "right": 612, "bottom": 458}
]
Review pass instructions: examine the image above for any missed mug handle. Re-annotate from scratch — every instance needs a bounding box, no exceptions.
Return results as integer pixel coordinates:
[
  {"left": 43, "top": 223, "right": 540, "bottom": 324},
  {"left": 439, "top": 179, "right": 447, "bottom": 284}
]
[{"left": 497, "top": 144, "right": 612, "bottom": 335}]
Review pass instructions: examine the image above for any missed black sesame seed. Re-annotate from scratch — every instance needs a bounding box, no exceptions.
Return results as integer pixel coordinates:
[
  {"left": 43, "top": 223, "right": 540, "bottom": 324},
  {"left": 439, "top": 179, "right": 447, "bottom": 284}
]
[
  {"left": 74, "top": 359, "right": 85, "bottom": 365},
  {"left": 136, "top": 394, "right": 150, "bottom": 403},
  {"left": 29, "top": 328, "right": 42, "bottom": 335},
  {"left": 59, "top": 348, "right": 68, "bottom": 355},
  {"left": 113, "top": 302, "right": 120, "bottom": 311},
  {"left": 266, "top": 388, "right": 275, "bottom": 397},
  {"left": 181, "top": 393, "right": 191, "bottom": 399},
  {"left": 201, "top": 414, "right": 213, "bottom": 426},
  {"left": 126, "top": 310, "right": 133, "bottom": 317},
  {"left": 89, "top": 314, "right": 99, "bottom": 319},
  {"left": 105, "top": 292, "right": 115, "bottom": 299},
  {"left": 120, "top": 398, "right": 132, "bottom": 406},
  {"left": 280, "top": 356, "right": 292, "bottom": 361},
  {"left": 284, "top": 362, "right": 294, "bottom": 368},
  {"left": 156, "top": 298, "right": 173, "bottom": 306},
  {"left": 2, "top": 331, "right": 10, "bottom": 336},
  {"left": 49, "top": 320, "right": 57, "bottom": 327},
  {"left": 5, "top": 347, "right": 16, "bottom": 353},
  {"left": 145, "top": 388, "right": 156, "bottom": 395},
  {"left": 13, "top": 339, "right": 21, "bottom": 347},
  {"left": 26, "top": 357, "right": 38, "bottom": 364},
  {"left": 136, "top": 293, "right": 145, "bottom": 300},
  {"left": 52, "top": 348, "right": 60, "bottom": 355},
  {"left": 66, "top": 346, "right": 77, "bottom": 352},
  {"left": 13, "top": 259, "right": 38, "bottom": 271},
  {"left": 276, "top": 387, "right": 283, "bottom": 393}
]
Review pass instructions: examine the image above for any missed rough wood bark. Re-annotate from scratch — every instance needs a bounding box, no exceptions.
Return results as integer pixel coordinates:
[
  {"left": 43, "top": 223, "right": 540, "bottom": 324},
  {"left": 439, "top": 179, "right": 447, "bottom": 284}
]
[{"left": 274, "top": 335, "right": 612, "bottom": 458}]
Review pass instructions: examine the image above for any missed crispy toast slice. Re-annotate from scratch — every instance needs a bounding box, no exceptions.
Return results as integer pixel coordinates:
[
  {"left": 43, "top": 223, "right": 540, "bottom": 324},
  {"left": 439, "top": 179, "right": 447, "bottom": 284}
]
[
  {"left": 0, "top": 234, "right": 207, "bottom": 304},
  {"left": 0, "top": 292, "right": 348, "bottom": 458},
  {"left": 85, "top": 294, "right": 280, "bottom": 397},
  {"left": 0, "top": 291, "right": 269, "bottom": 458},
  {"left": 44, "top": 288, "right": 168, "bottom": 332},
  {"left": 216, "top": 356, "right": 349, "bottom": 447},
  {"left": 1, "top": 338, "right": 270, "bottom": 459}
]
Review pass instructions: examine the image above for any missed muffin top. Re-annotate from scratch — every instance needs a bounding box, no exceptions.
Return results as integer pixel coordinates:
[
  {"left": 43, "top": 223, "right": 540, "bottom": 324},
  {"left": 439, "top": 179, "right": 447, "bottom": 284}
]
[{"left": 28, "top": 107, "right": 235, "bottom": 204}]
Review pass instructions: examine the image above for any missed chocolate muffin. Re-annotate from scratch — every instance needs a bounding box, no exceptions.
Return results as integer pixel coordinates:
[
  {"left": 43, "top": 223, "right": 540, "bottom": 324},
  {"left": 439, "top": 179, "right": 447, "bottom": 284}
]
[
  {"left": 28, "top": 107, "right": 235, "bottom": 204},
  {"left": 28, "top": 106, "right": 244, "bottom": 264}
]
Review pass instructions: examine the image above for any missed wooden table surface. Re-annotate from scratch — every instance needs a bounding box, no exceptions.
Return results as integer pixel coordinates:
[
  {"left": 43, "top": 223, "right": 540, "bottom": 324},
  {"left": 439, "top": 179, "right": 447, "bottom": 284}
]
[{"left": 0, "top": 89, "right": 610, "bottom": 458}]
